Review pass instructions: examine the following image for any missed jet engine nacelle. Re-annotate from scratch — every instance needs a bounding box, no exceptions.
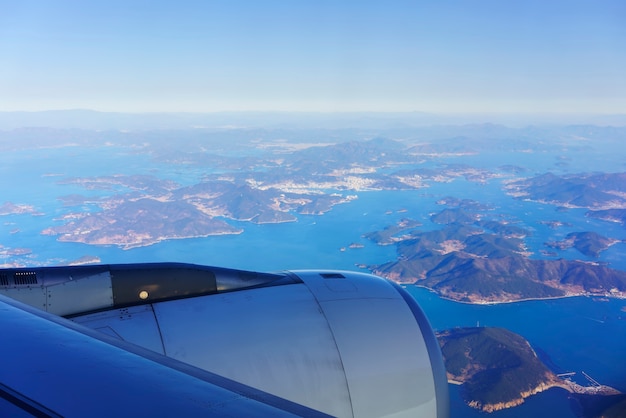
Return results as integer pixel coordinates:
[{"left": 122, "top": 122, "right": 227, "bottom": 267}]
[{"left": 0, "top": 263, "right": 449, "bottom": 418}]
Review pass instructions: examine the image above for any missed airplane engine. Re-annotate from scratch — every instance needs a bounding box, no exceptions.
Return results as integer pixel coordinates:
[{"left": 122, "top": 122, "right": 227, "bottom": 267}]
[{"left": 0, "top": 263, "right": 449, "bottom": 418}]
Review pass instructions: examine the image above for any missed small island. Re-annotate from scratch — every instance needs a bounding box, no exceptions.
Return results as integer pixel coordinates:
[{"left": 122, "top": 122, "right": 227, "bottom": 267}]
[
  {"left": 362, "top": 218, "right": 422, "bottom": 245},
  {"left": 0, "top": 202, "right": 42, "bottom": 216},
  {"left": 545, "top": 231, "right": 623, "bottom": 258},
  {"left": 539, "top": 219, "right": 573, "bottom": 229},
  {"left": 68, "top": 255, "right": 102, "bottom": 266}
]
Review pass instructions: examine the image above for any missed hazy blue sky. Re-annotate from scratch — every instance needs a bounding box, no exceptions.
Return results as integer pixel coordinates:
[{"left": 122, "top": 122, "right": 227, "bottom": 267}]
[{"left": 0, "top": 0, "right": 624, "bottom": 114}]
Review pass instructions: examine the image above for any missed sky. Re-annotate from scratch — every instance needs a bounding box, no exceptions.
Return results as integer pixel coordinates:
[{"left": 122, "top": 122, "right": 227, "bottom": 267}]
[{"left": 0, "top": 0, "right": 624, "bottom": 114}]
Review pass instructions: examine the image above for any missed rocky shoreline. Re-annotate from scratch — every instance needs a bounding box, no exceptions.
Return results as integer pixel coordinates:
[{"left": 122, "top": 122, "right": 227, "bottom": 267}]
[{"left": 470, "top": 379, "right": 622, "bottom": 413}]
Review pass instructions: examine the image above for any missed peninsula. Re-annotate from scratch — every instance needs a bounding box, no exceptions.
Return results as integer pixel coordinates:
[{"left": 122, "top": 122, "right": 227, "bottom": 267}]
[
  {"left": 438, "top": 327, "right": 621, "bottom": 413},
  {"left": 369, "top": 210, "right": 626, "bottom": 303},
  {"left": 505, "top": 172, "right": 626, "bottom": 210}
]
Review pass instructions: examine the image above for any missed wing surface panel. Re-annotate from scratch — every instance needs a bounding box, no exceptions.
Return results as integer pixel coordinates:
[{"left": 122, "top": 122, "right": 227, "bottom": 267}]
[{"left": 0, "top": 295, "right": 328, "bottom": 417}]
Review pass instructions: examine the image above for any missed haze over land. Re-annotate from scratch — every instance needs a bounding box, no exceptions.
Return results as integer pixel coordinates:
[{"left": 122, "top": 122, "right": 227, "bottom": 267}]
[
  {"left": 1, "top": 111, "right": 625, "bottom": 305},
  {"left": 1, "top": 111, "right": 625, "bottom": 417}
]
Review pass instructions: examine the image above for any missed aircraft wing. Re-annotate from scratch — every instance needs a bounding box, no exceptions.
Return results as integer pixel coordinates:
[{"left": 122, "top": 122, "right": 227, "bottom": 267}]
[
  {"left": 0, "top": 263, "right": 449, "bottom": 417},
  {"left": 0, "top": 294, "right": 329, "bottom": 417}
]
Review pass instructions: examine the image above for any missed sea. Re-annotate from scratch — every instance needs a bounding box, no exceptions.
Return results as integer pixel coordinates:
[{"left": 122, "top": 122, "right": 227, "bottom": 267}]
[{"left": 1, "top": 145, "right": 625, "bottom": 417}]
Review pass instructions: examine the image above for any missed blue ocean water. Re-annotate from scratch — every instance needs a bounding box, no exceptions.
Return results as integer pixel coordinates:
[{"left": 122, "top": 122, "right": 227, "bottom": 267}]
[{"left": 1, "top": 146, "right": 626, "bottom": 417}]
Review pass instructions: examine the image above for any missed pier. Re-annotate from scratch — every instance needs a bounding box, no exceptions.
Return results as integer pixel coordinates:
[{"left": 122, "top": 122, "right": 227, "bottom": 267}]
[{"left": 582, "top": 371, "right": 601, "bottom": 387}]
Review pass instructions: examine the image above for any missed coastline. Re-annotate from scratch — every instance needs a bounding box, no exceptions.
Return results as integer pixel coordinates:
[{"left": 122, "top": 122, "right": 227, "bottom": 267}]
[
  {"left": 405, "top": 284, "right": 626, "bottom": 306},
  {"left": 468, "top": 381, "right": 558, "bottom": 413},
  {"left": 462, "top": 377, "right": 621, "bottom": 413},
  {"left": 55, "top": 229, "right": 245, "bottom": 251}
]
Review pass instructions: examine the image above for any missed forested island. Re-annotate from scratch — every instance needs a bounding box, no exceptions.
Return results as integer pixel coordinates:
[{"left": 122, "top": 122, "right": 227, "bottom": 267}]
[{"left": 41, "top": 177, "right": 355, "bottom": 249}]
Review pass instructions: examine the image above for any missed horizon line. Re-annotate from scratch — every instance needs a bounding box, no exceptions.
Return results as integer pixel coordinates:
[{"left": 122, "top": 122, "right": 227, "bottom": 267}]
[{"left": 1, "top": 108, "right": 625, "bottom": 117}]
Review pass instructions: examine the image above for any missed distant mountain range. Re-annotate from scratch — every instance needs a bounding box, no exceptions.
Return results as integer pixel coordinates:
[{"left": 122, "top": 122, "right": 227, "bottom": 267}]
[{"left": 1, "top": 109, "right": 625, "bottom": 130}]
